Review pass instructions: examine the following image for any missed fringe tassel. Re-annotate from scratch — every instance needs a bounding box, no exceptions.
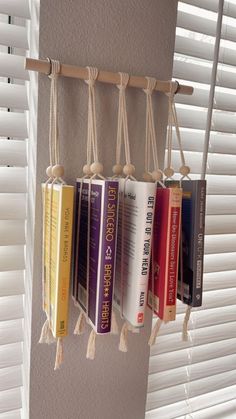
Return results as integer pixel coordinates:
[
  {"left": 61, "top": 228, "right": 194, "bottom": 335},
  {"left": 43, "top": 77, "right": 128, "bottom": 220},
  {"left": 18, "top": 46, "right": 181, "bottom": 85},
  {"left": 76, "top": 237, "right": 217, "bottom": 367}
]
[
  {"left": 128, "top": 324, "right": 140, "bottom": 334},
  {"left": 38, "top": 318, "right": 56, "bottom": 344},
  {"left": 111, "top": 310, "right": 119, "bottom": 335},
  {"left": 86, "top": 329, "right": 96, "bottom": 360},
  {"left": 148, "top": 318, "right": 162, "bottom": 346},
  {"left": 74, "top": 311, "right": 86, "bottom": 335},
  {"left": 182, "top": 305, "right": 192, "bottom": 341},
  {"left": 119, "top": 321, "right": 129, "bottom": 352},
  {"left": 54, "top": 337, "right": 64, "bottom": 370}
]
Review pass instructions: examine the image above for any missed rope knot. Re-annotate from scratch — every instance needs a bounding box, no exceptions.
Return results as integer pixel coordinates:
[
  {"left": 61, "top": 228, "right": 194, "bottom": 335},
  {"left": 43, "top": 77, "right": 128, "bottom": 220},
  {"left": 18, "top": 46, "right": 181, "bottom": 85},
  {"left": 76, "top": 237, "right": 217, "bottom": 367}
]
[
  {"left": 143, "top": 76, "right": 156, "bottom": 95},
  {"left": 85, "top": 66, "right": 98, "bottom": 86},
  {"left": 48, "top": 59, "right": 61, "bottom": 79},
  {"left": 117, "top": 72, "right": 129, "bottom": 90}
]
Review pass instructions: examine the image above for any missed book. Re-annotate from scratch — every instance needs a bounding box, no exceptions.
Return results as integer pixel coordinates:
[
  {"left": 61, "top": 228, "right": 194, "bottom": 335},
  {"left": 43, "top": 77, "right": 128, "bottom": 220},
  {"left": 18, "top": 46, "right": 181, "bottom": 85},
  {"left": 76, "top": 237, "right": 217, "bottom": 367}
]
[
  {"left": 73, "top": 178, "right": 119, "bottom": 334},
  {"left": 167, "top": 180, "right": 206, "bottom": 307},
  {"left": 148, "top": 186, "right": 182, "bottom": 322},
  {"left": 114, "top": 179, "right": 156, "bottom": 328},
  {"left": 43, "top": 183, "right": 74, "bottom": 338}
]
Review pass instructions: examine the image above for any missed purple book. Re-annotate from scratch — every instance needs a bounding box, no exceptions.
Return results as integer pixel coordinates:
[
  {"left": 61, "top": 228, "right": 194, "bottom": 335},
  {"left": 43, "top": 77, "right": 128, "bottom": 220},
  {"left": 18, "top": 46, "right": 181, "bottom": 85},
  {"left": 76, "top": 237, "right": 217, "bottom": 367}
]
[{"left": 74, "top": 178, "right": 119, "bottom": 333}]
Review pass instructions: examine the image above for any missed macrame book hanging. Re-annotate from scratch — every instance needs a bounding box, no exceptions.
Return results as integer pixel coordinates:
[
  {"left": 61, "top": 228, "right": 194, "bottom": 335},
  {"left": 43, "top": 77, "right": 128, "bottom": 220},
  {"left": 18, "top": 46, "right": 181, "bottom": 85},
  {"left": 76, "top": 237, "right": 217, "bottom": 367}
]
[
  {"left": 73, "top": 68, "right": 119, "bottom": 354},
  {"left": 112, "top": 75, "right": 156, "bottom": 346},
  {"left": 40, "top": 60, "right": 74, "bottom": 370},
  {"left": 148, "top": 84, "right": 184, "bottom": 346},
  {"left": 165, "top": 102, "right": 207, "bottom": 311}
]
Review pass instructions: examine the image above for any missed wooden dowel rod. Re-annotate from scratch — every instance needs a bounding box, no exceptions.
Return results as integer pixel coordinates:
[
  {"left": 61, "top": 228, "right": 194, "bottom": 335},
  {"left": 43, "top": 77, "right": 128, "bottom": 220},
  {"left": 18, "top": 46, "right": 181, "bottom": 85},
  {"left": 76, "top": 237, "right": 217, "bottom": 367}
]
[{"left": 25, "top": 57, "right": 193, "bottom": 95}]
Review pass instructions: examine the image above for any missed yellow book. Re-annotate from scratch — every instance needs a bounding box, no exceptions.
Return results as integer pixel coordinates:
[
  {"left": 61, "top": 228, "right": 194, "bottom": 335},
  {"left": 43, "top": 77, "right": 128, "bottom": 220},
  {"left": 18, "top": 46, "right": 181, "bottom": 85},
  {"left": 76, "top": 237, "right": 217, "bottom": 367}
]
[{"left": 42, "top": 183, "right": 74, "bottom": 338}]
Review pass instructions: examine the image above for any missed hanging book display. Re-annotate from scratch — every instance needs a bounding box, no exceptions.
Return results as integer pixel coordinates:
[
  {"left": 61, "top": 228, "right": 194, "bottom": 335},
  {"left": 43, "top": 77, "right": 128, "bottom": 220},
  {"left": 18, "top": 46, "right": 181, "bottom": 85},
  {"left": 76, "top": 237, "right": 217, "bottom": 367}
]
[
  {"left": 148, "top": 84, "right": 183, "bottom": 346},
  {"left": 165, "top": 101, "right": 206, "bottom": 340},
  {"left": 73, "top": 67, "right": 119, "bottom": 359},
  {"left": 111, "top": 74, "right": 156, "bottom": 352},
  {"left": 39, "top": 60, "right": 74, "bottom": 370}
]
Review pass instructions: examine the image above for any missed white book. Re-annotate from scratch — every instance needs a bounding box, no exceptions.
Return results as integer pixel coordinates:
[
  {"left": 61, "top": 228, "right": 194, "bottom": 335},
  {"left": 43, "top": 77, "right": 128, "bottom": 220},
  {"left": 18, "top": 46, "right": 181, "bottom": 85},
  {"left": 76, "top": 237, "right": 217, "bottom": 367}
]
[{"left": 114, "top": 179, "right": 156, "bottom": 327}]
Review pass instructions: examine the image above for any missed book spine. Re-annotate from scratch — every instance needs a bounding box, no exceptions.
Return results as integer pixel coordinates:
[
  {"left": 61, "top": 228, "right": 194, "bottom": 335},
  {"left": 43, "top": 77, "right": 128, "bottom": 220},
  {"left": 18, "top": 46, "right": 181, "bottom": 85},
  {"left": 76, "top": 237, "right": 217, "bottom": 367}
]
[
  {"left": 72, "top": 181, "right": 81, "bottom": 300},
  {"left": 56, "top": 186, "right": 74, "bottom": 337},
  {"left": 97, "top": 181, "right": 119, "bottom": 334},
  {"left": 164, "top": 188, "right": 182, "bottom": 321},
  {"left": 136, "top": 193, "right": 156, "bottom": 326},
  {"left": 192, "top": 180, "right": 206, "bottom": 306}
]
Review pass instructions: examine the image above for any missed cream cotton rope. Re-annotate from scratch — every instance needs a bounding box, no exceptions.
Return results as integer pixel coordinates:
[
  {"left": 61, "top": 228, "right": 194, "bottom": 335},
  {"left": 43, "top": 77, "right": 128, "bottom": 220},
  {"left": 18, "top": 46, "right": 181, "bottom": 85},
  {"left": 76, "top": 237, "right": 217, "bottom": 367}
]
[
  {"left": 165, "top": 81, "right": 192, "bottom": 342},
  {"left": 112, "top": 72, "right": 138, "bottom": 352},
  {"left": 38, "top": 59, "right": 66, "bottom": 370}
]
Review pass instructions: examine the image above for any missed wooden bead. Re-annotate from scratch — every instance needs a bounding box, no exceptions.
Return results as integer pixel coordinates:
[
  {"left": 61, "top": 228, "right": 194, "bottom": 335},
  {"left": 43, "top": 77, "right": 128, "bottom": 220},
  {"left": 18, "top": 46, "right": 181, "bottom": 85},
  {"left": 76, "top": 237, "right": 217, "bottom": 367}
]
[
  {"left": 164, "top": 167, "right": 174, "bottom": 178},
  {"left": 52, "top": 164, "right": 64, "bottom": 178},
  {"left": 123, "top": 163, "right": 135, "bottom": 176},
  {"left": 46, "top": 166, "right": 52, "bottom": 177},
  {"left": 90, "top": 161, "right": 103, "bottom": 175},
  {"left": 83, "top": 164, "right": 92, "bottom": 176},
  {"left": 180, "top": 165, "right": 190, "bottom": 176},
  {"left": 112, "top": 164, "right": 123, "bottom": 175},
  {"left": 152, "top": 170, "right": 163, "bottom": 182},
  {"left": 142, "top": 172, "right": 153, "bottom": 182}
]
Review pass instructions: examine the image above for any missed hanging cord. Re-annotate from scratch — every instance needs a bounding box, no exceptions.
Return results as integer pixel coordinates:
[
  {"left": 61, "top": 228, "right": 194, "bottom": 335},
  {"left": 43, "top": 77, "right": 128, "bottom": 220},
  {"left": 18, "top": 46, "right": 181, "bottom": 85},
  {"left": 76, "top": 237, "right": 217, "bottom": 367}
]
[
  {"left": 39, "top": 59, "right": 61, "bottom": 347},
  {"left": 83, "top": 67, "right": 106, "bottom": 360},
  {"left": 170, "top": 84, "right": 193, "bottom": 341},
  {"left": 112, "top": 73, "right": 137, "bottom": 352},
  {"left": 142, "top": 77, "right": 163, "bottom": 183}
]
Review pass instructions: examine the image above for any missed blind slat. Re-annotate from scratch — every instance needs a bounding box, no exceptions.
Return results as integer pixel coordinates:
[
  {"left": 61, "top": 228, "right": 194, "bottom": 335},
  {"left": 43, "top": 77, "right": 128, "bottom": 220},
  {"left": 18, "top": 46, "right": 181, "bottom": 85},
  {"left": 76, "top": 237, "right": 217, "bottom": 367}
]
[
  {"left": 205, "top": 215, "right": 236, "bottom": 235},
  {"left": 0, "top": 140, "right": 27, "bottom": 166},
  {"left": 150, "top": 322, "right": 236, "bottom": 357},
  {"left": 0, "top": 387, "right": 22, "bottom": 415},
  {"left": 0, "top": 221, "right": 25, "bottom": 246},
  {"left": 0, "top": 271, "right": 24, "bottom": 298},
  {"left": 171, "top": 150, "right": 236, "bottom": 175},
  {"left": 0, "top": 343, "right": 22, "bottom": 369},
  {"left": 203, "top": 270, "right": 236, "bottom": 291},
  {"left": 0, "top": 194, "right": 26, "bottom": 220},
  {"left": 0, "top": 366, "right": 22, "bottom": 392},
  {"left": 174, "top": 54, "right": 236, "bottom": 91},
  {"left": 0, "top": 112, "right": 27, "bottom": 138},
  {"left": 0, "top": 0, "right": 30, "bottom": 19},
  {"left": 184, "top": 0, "right": 236, "bottom": 19},
  {"left": 0, "top": 83, "right": 28, "bottom": 111},
  {"left": 0, "top": 53, "right": 29, "bottom": 81},
  {"left": 205, "top": 234, "right": 236, "bottom": 254},
  {"left": 149, "top": 337, "right": 236, "bottom": 374},
  {"left": 172, "top": 128, "right": 236, "bottom": 156},
  {"left": 146, "top": 385, "right": 236, "bottom": 419},
  {"left": 176, "top": 104, "right": 236, "bottom": 135},
  {"left": 0, "top": 23, "right": 28, "bottom": 50},
  {"left": 0, "top": 168, "right": 27, "bottom": 193},
  {"left": 146, "top": 370, "right": 236, "bottom": 411},
  {"left": 0, "top": 409, "right": 21, "bottom": 419},
  {"left": 206, "top": 196, "right": 236, "bottom": 215},
  {"left": 148, "top": 354, "right": 236, "bottom": 393},
  {"left": 0, "top": 319, "right": 23, "bottom": 345},
  {"left": 0, "top": 246, "right": 25, "bottom": 272}
]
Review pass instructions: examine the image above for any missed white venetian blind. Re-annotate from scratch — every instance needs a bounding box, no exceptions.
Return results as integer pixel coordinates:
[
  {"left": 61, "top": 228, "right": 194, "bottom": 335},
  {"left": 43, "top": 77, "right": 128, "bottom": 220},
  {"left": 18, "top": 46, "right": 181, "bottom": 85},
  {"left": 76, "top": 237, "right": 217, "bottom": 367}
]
[
  {"left": 0, "top": 1, "right": 30, "bottom": 417},
  {"left": 146, "top": 1, "right": 236, "bottom": 418}
]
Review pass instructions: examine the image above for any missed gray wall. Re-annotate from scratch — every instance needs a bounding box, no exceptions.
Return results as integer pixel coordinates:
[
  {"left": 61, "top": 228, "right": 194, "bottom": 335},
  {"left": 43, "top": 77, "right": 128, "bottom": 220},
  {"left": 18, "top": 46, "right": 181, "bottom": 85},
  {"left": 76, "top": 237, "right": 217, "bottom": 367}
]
[{"left": 29, "top": 1, "right": 178, "bottom": 418}]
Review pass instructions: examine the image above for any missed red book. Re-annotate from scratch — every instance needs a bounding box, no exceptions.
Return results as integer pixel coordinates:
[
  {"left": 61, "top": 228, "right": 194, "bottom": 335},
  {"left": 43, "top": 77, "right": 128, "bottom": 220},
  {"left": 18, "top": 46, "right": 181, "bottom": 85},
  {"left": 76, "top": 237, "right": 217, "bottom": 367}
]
[{"left": 148, "top": 186, "right": 182, "bottom": 321}]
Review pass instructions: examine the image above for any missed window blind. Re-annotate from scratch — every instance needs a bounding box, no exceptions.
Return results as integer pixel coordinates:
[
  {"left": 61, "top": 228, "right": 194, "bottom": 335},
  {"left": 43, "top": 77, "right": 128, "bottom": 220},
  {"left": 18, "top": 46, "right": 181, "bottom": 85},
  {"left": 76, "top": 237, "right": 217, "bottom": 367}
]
[
  {"left": 146, "top": 1, "right": 236, "bottom": 418},
  {"left": 0, "top": 1, "right": 30, "bottom": 417}
]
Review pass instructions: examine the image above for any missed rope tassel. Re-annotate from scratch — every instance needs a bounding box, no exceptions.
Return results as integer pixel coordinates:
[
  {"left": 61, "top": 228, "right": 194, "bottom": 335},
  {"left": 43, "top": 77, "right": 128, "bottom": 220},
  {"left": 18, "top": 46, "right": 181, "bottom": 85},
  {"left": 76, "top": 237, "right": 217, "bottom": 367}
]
[
  {"left": 86, "top": 329, "right": 96, "bottom": 360},
  {"left": 111, "top": 310, "right": 119, "bottom": 335},
  {"left": 54, "top": 337, "right": 64, "bottom": 370},
  {"left": 119, "top": 321, "right": 129, "bottom": 352},
  {"left": 148, "top": 318, "right": 163, "bottom": 346},
  {"left": 182, "top": 305, "right": 192, "bottom": 341},
  {"left": 38, "top": 318, "right": 56, "bottom": 344},
  {"left": 74, "top": 311, "right": 86, "bottom": 335}
]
